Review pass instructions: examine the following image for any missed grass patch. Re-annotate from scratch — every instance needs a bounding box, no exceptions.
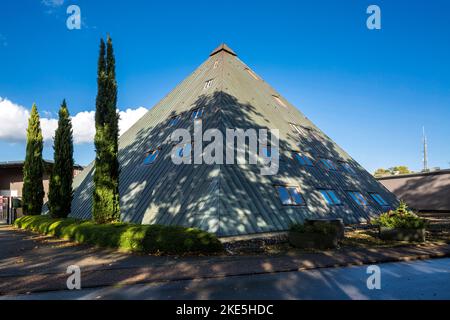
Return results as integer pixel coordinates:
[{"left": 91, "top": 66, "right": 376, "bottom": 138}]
[{"left": 14, "top": 215, "right": 223, "bottom": 255}]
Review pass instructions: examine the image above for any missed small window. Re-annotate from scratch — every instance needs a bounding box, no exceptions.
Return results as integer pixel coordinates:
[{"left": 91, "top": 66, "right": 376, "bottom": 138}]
[
  {"left": 261, "top": 146, "right": 278, "bottom": 159},
  {"left": 272, "top": 95, "right": 287, "bottom": 108},
  {"left": 319, "top": 189, "right": 342, "bottom": 205},
  {"left": 369, "top": 193, "right": 389, "bottom": 206},
  {"left": 262, "top": 146, "right": 271, "bottom": 158},
  {"left": 191, "top": 108, "right": 203, "bottom": 120},
  {"left": 294, "top": 153, "right": 314, "bottom": 166},
  {"left": 245, "top": 68, "right": 259, "bottom": 80},
  {"left": 276, "top": 186, "right": 305, "bottom": 206},
  {"left": 204, "top": 79, "right": 214, "bottom": 89},
  {"left": 169, "top": 116, "right": 180, "bottom": 127},
  {"left": 143, "top": 149, "right": 160, "bottom": 165},
  {"left": 348, "top": 191, "right": 368, "bottom": 206},
  {"left": 176, "top": 144, "right": 192, "bottom": 158},
  {"left": 341, "top": 162, "right": 356, "bottom": 174},
  {"left": 213, "top": 61, "right": 219, "bottom": 69},
  {"left": 290, "top": 123, "right": 310, "bottom": 137},
  {"left": 320, "top": 158, "right": 337, "bottom": 171}
]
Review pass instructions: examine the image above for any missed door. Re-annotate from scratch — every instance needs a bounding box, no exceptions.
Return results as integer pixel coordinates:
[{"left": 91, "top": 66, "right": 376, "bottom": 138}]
[{"left": 0, "top": 196, "right": 9, "bottom": 224}]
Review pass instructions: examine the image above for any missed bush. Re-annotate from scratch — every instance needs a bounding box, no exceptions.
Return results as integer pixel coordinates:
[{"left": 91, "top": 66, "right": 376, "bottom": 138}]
[
  {"left": 14, "top": 216, "right": 223, "bottom": 255},
  {"left": 290, "top": 221, "right": 338, "bottom": 235},
  {"left": 372, "top": 201, "right": 427, "bottom": 230}
]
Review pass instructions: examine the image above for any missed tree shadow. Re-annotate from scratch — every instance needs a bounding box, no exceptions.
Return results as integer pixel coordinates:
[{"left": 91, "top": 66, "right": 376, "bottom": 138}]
[
  {"left": 71, "top": 90, "right": 398, "bottom": 237},
  {"left": 379, "top": 173, "right": 450, "bottom": 212}
]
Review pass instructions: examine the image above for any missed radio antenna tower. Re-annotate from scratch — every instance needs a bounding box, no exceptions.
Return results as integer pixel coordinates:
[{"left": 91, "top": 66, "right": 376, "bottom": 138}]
[{"left": 423, "top": 126, "right": 429, "bottom": 172}]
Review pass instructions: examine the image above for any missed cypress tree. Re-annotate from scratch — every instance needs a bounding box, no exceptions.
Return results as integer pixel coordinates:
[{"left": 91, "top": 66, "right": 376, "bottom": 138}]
[
  {"left": 22, "top": 104, "right": 44, "bottom": 216},
  {"left": 48, "top": 100, "right": 74, "bottom": 218},
  {"left": 92, "top": 36, "right": 120, "bottom": 224}
]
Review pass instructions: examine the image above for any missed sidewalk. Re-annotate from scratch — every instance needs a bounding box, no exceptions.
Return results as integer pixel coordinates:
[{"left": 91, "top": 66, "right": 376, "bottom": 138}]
[{"left": 1, "top": 225, "right": 450, "bottom": 295}]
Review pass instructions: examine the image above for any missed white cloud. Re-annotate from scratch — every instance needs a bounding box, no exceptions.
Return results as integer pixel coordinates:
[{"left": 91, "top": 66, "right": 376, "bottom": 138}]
[
  {"left": 0, "top": 97, "right": 147, "bottom": 145},
  {"left": 0, "top": 97, "right": 30, "bottom": 142},
  {"left": 71, "top": 110, "right": 95, "bottom": 144},
  {"left": 119, "top": 107, "right": 148, "bottom": 135}
]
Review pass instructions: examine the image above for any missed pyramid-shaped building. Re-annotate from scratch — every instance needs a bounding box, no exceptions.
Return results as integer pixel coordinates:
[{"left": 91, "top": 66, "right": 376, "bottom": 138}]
[{"left": 70, "top": 44, "right": 398, "bottom": 237}]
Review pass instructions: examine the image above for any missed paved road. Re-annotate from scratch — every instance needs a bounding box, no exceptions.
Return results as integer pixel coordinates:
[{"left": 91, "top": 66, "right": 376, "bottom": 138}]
[{"left": 3, "top": 257, "right": 450, "bottom": 300}]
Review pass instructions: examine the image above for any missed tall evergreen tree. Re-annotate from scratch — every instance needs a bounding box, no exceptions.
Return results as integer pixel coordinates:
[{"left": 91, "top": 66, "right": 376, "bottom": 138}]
[
  {"left": 22, "top": 104, "right": 44, "bottom": 216},
  {"left": 92, "top": 36, "right": 120, "bottom": 224},
  {"left": 48, "top": 100, "right": 74, "bottom": 218}
]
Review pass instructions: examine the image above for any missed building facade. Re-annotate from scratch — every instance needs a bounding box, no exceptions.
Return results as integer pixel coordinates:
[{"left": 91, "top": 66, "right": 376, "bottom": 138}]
[
  {"left": 378, "top": 170, "right": 450, "bottom": 212},
  {"left": 0, "top": 161, "right": 83, "bottom": 223}
]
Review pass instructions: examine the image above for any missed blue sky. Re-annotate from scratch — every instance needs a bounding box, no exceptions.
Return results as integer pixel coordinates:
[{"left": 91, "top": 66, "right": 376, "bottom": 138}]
[{"left": 0, "top": 0, "right": 449, "bottom": 172}]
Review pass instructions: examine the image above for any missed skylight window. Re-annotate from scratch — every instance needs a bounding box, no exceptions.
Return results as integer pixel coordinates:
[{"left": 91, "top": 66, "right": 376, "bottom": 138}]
[
  {"left": 294, "top": 153, "right": 314, "bottom": 166},
  {"left": 143, "top": 149, "right": 160, "bottom": 165},
  {"left": 348, "top": 191, "right": 368, "bottom": 206},
  {"left": 245, "top": 68, "right": 259, "bottom": 80},
  {"left": 213, "top": 61, "right": 219, "bottom": 69},
  {"left": 204, "top": 79, "right": 214, "bottom": 89},
  {"left": 319, "top": 189, "right": 341, "bottom": 205},
  {"left": 169, "top": 116, "right": 180, "bottom": 127},
  {"left": 369, "top": 193, "right": 389, "bottom": 207},
  {"left": 276, "top": 186, "right": 305, "bottom": 206},
  {"left": 191, "top": 108, "right": 203, "bottom": 120},
  {"left": 340, "top": 162, "right": 356, "bottom": 174},
  {"left": 320, "top": 158, "right": 337, "bottom": 171},
  {"left": 290, "top": 123, "right": 310, "bottom": 137},
  {"left": 176, "top": 143, "right": 192, "bottom": 158},
  {"left": 272, "top": 95, "right": 287, "bottom": 108}
]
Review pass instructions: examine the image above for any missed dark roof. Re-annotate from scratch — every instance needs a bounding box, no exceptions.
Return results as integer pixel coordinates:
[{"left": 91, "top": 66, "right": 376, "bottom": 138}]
[
  {"left": 210, "top": 43, "right": 237, "bottom": 57},
  {"left": 377, "top": 169, "right": 450, "bottom": 180},
  {"left": 0, "top": 160, "right": 84, "bottom": 170}
]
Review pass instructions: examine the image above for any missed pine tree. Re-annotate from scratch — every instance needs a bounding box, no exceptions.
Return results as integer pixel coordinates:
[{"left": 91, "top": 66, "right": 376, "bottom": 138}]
[
  {"left": 22, "top": 104, "right": 44, "bottom": 216},
  {"left": 92, "top": 36, "right": 120, "bottom": 224},
  {"left": 48, "top": 100, "right": 74, "bottom": 218}
]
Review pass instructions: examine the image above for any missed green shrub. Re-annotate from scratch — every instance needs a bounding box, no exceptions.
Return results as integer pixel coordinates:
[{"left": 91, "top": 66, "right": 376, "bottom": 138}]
[
  {"left": 14, "top": 216, "right": 223, "bottom": 255},
  {"left": 372, "top": 201, "right": 427, "bottom": 230},
  {"left": 290, "top": 222, "right": 338, "bottom": 235}
]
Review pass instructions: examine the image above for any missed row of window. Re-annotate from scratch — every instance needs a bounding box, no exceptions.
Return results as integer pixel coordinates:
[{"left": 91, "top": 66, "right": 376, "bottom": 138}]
[
  {"left": 294, "top": 152, "right": 356, "bottom": 174},
  {"left": 276, "top": 186, "right": 389, "bottom": 208}
]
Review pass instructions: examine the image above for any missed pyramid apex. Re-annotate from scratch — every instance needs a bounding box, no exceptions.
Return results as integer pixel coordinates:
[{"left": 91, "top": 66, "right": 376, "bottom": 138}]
[{"left": 210, "top": 43, "right": 237, "bottom": 57}]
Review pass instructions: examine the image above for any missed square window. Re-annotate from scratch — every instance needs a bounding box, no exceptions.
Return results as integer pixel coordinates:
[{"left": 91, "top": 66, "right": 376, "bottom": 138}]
[
  {"left": 169, "top": 116, "right": 180, "bottom": 127},
  {"left": 294, "top": 153, "right": 314, "bottom": 166},
  {"left": 320, "top": 158, "right": 337, "bottom": 171},
  {"left": 290, "top": 123, "right": 308, "bottom": 136},
  {"left": 143, "top": 149, "right": 159, "bottom": 165},
  {"left": 320, "top": 189, "right": 341, "bottom": 205},
  {"left": 272, "top": 95, "right": 287, "bottom": 108},
  {"left": 204, "top": 79, "right": 214, "bottom": 89},
  {"left": 341, "top": 162, "right": 356, "bottom": 174},
  {"left": 276, "top": 186, "right": 305, "bottom": 206},
  {"left": 369, "top": 193, "right": 389, "bottom": 206},
  {"left": 245, "top": 68, "right": 259, "bottom": 80},
  {"left": 191, "top": 108, "right": 203, "bottom": 120},
  {"left": 176, "top": 144, "right": 192, "bottom": 158},
  {"left": 261, "top": 146, "right": 278, "bottom": 159},
  {"left": 348, "top": 191, "right": 368, "bottom": 206}
]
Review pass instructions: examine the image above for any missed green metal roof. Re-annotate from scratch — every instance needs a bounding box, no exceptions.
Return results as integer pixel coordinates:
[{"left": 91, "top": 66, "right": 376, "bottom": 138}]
[{"left": 69, "top": 44, "right": 399, "bottom": 237}]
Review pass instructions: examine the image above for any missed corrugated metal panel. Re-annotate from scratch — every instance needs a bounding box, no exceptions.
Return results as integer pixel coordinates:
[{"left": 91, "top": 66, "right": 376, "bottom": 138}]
[{"left": 70, "top": 45, "right": 399, "bottom": 236}]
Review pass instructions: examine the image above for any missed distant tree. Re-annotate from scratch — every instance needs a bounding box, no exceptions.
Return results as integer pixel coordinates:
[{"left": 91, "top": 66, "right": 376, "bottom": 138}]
[
  {"left": 389, "top": 166, "right": 412, "bottom": 175},
  {"left": 92, "top": 36, "right": 120, "bottom": 224},
  {"left": 48, "top": 100, "right": 74, "bottom": 218},
  {"left": 374, "top": 166, "right": 413, "bottom": 177},
  {"left": 22, "top": 104, "right": 44, "bottom": 216},
  {"left": 374, "top": 168, "right": 391, "bottom": 178}
]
